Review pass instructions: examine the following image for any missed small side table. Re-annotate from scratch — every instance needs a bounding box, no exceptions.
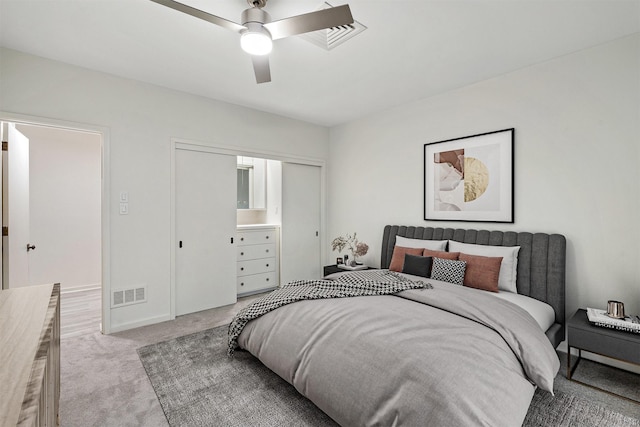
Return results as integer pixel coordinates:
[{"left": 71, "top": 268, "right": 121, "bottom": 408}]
[
  {"left": 567, "top": 308, "right": 640, "bottom": 403},
  {"left": 323, "top": 264, "right": 372, "bottom": 276}
]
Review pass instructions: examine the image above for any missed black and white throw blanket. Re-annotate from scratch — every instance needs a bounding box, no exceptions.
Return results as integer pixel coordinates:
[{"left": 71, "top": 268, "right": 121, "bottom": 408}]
[{"left": 228, "top": 270, "right": 429, "bottom": 355}]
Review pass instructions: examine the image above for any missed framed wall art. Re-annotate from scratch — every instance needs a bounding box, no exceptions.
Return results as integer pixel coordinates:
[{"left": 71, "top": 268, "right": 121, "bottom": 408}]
[{"left": 424, "top": 128, "right": 514, "bottom": 223}]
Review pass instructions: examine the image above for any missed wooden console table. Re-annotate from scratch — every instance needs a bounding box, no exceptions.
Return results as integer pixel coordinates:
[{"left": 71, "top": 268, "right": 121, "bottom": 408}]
[{"left": 0, "top": 283, "right": 61, "bottom": 426}]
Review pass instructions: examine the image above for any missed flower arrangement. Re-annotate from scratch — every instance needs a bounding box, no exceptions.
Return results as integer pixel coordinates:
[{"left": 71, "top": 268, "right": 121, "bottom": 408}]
[{"left": 331, "top": 232, "right": 369, "bottom": 265}]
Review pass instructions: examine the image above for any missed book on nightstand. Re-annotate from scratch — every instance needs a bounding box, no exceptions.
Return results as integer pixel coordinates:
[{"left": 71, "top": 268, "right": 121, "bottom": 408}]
[{"left": 586, "top": 307, "right": 640, "bottom": 334}]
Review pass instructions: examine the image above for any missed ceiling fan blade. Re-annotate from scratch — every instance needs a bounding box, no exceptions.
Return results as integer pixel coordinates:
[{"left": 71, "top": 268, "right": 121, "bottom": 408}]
[
  {"left": 251, "top": 56, "right": 271, "bottom": 84},
  {"left": 149, "top": 0, "right": 246, "bottom": 33},
  {"left": 263, "top": 4, "right": 353, "bottom": 40}
]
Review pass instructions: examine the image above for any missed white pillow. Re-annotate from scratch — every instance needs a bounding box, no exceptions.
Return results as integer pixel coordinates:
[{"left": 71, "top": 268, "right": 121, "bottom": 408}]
[
  {"left": 447, "top": 241, "right": 520, "bottom": 293},
  {"left": 395, "top": 236, "right": 448, "bottom": 251}
]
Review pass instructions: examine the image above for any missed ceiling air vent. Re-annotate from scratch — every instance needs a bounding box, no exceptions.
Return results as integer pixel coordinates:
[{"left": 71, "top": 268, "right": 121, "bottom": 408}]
[{"left": 298, "top": 2, "right": 367, "bottom": 50}]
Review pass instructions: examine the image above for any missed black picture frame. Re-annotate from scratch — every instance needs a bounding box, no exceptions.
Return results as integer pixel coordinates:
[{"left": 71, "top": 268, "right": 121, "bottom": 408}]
[{"left": 424, "top": 128, "right": 514, "bottom": 223}]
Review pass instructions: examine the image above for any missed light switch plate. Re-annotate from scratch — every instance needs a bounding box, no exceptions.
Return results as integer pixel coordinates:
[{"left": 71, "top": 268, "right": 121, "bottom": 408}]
[
  {"left": 119, "top": 191, "right": 128, "bottom": 202},
  {"left": 119, "top": 203, "right": 129, "bottom": 215}
]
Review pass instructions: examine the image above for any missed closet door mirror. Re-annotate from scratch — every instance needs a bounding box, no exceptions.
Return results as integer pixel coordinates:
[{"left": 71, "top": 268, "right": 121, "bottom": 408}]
[{"left": 237, "top": 156, "right": 266, "bottom": 209}]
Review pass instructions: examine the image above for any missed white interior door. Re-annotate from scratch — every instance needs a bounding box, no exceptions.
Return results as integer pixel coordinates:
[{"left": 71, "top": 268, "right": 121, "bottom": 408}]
[
  {"left": 175, "top": 148, "right": 237, "bottom": 316},
  {"left": 0, "top": 125, "right": 3, "bottom": 289},
  {"left": 280, "top": 162, "right": 321, "bottom": 283},
  {"left": 2, "top": 123, "right": 31, "bottom": 288}
]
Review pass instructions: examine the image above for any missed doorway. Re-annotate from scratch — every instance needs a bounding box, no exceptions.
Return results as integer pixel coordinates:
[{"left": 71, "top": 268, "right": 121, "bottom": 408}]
[{"left": 1, "top": 120, "right": 104, "bottom": 336}]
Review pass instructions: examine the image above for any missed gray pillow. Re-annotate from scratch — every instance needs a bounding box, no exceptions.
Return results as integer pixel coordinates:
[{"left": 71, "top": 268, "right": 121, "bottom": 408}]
[
  {"left": 402, "top": 255, "right": 433, "bottom": 278},
  {"left": 430, "top": 257, "right": 467, "bottom": 285}
]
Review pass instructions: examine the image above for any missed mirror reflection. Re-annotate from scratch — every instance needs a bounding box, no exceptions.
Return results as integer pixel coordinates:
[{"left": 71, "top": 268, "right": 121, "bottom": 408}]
[{"left": 237, "top": 156, "right": 266, "bottom": 209}]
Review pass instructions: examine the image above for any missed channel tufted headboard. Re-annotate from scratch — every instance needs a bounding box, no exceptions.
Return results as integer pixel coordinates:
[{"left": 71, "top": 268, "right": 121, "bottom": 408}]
[{"left": 381, "top": 225, "right": 567, "bottom": 347}]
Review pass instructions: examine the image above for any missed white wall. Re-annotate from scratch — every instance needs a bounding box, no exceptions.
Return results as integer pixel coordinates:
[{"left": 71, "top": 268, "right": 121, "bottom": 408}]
[
  {"left": 2, "top": 32, "right": 638, "bottom": 335},
  {"left": 0, "top": 47, "right": 329, "bottom": 332},
  {"left": 17, "top": 124, "right": 101, "bottom": 292},
  {"left": 329, "top": 34, "right": 640, "bottom": 321}
]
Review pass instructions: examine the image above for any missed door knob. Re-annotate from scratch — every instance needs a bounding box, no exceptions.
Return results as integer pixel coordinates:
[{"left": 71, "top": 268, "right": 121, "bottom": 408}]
[{"left": 27, "top": 243, "right": 36, "bottom": 252}]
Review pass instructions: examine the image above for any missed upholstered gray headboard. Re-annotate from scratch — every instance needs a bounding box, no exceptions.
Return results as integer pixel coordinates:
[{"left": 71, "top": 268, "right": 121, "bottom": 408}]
[{"left": 381, "top": 225, "right": 567, "bottom": 347}]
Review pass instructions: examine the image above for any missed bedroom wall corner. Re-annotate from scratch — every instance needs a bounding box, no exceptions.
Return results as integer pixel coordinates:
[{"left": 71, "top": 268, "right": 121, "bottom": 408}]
[{"left": 327, "top": 34, "right": 640, "bottom": 331}]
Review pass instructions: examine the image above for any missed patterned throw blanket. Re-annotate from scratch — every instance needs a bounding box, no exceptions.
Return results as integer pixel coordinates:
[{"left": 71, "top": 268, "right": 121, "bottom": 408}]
[{"left": 228, "top": 270, "right": 430, "bottom": 355}]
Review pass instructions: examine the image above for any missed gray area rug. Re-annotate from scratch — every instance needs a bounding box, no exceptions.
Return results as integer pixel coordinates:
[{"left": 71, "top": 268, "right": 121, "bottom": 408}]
[
  {"left": 138, "top": 325, "right": 639, "bottom": 427},
  {"left": 523, "top": 391, "right": 639, "bottom": 426},
  {"left": 138, "top": 326, "right": 336, "bottom": 427}
]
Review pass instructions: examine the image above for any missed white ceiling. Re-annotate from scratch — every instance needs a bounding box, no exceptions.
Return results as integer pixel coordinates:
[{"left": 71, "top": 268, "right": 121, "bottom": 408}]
[{"left": 1, "top": 0, "right": 639, "bottom": 126}]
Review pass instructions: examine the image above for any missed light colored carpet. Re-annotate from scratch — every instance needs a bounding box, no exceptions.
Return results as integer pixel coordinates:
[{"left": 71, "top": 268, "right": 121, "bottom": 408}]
[
  {"left": 555, "top": 351, "right": 640, "bottom": 418},
  {"left": 60, "top": 293, "right": 639, "bottom": 426},
  {"left": 138, "top": 326, "right": 336, "bottom": 427},
  {"left": 138, "top": 325, "right": 640, "bottom": 427},
  {"left": 59, "top": 294, "right": 262, "bottom": 427}
]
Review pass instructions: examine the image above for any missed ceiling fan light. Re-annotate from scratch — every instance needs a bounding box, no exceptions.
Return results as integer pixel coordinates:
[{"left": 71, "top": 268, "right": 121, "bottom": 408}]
[{"left": 241, "top": 31, "right": 272, "bottom": 56}]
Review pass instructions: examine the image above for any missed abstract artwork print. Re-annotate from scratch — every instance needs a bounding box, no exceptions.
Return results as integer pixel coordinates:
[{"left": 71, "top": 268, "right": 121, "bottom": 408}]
[{"left": 425, "top": 129, "right": 513, "bottom": 222}]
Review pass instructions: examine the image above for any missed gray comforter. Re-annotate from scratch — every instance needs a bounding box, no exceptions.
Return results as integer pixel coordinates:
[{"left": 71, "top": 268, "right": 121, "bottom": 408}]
[{"left": 237, "top": 275, "right": 560, "bottom": 427}]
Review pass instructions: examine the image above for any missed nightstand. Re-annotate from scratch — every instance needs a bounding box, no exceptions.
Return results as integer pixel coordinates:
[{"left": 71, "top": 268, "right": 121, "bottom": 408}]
[
  {"left": 323, "top": 264, "right": 372, "bottom": 276},
  {"left": 567, "top": 308, "right": 640, "bottom": 403}
]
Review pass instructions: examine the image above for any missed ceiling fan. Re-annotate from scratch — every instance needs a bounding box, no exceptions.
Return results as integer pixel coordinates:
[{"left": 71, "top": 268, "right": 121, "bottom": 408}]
[{"left": 149, "top": 0, "right": 354, "bottom": 83}]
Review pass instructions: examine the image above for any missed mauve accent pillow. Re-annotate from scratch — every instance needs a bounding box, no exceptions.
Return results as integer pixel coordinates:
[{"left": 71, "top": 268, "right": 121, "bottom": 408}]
[
  {"left": 458, "top": 253, "right": 503, "bottom": 292},
  {"left": 389, "top": 246, "right": 425, "bottom": 272},
  {"left": 423, "top": 249, "right": 460, "bottom": 260},
  {"left": 402, "top": 254, "right": 433, "bottom": 278},
  {"left": 448, "top": 241, "right": 520, "bottom": 293}
]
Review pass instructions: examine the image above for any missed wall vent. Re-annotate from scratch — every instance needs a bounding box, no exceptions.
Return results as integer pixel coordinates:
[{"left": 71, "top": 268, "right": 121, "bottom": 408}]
[
  {"left": 112, "top": 285, "right": 146, "bottom": 308},
  {"left": 298, "top": 2, "right": 367, "bottom": 51},
  {"left": 113, "top": 290, "right": 124, "bottom": 306}
]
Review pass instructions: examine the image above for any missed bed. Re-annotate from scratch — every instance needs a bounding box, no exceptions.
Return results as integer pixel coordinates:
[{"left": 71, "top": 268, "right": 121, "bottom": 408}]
[
  {"left": 380, "top": 225, "right": 566, "bottom": 348},
  {"left": 231, "top": 225, "right": 566, "bottom": 426}
]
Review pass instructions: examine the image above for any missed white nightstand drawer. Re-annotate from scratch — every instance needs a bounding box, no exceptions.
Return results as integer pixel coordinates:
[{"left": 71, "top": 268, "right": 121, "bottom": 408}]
[
  {"left": 237, "top": 230, "right": 276, "bottom": 245},
  {"left": 237, "top": 272, "right": 277, "bottom": 294},
  {"left": 237, "top": 243, "right": 276, "bottom": 260},
  {"left": 237, "top": 258, "right": 276, "bottom": 276}
]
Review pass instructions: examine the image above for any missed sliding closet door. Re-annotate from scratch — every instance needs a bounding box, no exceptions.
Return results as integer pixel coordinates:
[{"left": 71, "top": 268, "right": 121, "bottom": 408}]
[
  {"left": 175, "top": 148, "right": 237, "bottom": 316},
  {"left": 280, "top": 162, "right": 321, "bottom": 283}
]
